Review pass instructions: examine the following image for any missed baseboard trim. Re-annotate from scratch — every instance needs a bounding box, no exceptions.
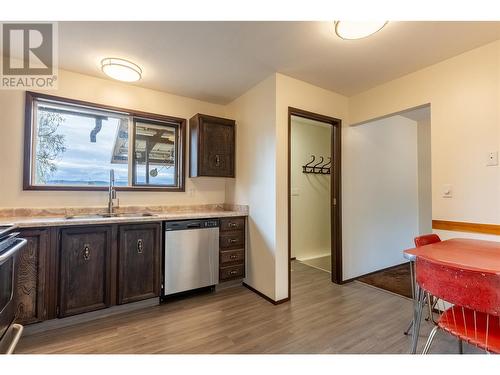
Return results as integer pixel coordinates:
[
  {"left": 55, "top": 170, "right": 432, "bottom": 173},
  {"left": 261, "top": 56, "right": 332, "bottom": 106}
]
[
  {"left": 342, "top": 261, "right": 411, "bottom": 284},
  {"left": 295, "top": 253, "right": 331, "bottom": 261},
  {"left": 432, "top": 220, "right": 500, "bottom": 235},
  {"left": 242, "top": 282, "right": 290, "bottom": 305}
]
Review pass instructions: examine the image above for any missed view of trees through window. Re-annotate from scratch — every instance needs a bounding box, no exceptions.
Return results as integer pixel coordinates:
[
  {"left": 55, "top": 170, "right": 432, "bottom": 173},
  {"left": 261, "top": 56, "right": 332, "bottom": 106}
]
[{"left": 29, "top": 97, "right": 180, "bottom": 189}]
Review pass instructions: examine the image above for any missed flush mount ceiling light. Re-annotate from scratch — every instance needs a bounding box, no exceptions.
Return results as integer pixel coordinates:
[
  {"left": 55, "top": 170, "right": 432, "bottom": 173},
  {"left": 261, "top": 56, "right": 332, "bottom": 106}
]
[
  {"left": 334, "top": 21, "right": 388, "bottom": 40},
  {"left": 101, "top": 58, "right": 142, "bottom": 82}
]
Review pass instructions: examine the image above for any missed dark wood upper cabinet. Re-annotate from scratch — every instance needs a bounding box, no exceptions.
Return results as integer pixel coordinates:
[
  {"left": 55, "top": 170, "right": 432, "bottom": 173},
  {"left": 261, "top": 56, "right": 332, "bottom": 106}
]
[
  {"left": 117, "top": 223, "right": 161, "bottom": 304},
  {"left": 15, "top": 228, "right": 49, "bottom": 325},
  {"left": 189, "top": 114, "right": 235, "bottom": 178},
  {"left": 58, "top": 226, "right": 112, "bottom": 318}
]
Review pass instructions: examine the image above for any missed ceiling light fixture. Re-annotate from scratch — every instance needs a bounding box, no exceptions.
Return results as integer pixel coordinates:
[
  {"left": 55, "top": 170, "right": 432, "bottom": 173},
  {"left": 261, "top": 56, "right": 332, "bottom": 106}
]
[
  {"left": 334, "top": 21, "right": 388, "bottom": 40},
  {"left": 101, "top": 58, "right": 142, "bottom": 82}
]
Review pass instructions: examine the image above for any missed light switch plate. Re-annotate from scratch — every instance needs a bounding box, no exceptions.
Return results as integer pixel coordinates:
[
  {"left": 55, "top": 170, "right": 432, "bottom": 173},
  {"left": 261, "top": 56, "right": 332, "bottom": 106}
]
[
  {"left": 487, "top": 151, "right": 499, "bottom": 166},
  {"left": 442, "top": 184, "right": 452, "bottom": 198}
]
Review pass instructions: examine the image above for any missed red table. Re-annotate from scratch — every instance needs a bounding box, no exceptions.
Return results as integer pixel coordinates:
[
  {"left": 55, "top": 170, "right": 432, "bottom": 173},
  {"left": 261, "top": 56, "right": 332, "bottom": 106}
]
[
  {"left": 403, "top": 238, "right": 500, "bottom": 353},
  {"left": 404, "top": 238, "right": 500, "bottom": 275}
]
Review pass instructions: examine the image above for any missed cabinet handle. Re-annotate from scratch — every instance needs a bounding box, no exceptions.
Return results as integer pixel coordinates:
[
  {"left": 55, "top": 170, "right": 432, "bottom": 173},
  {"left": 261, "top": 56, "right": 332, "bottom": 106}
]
[
  {"left": 229, "top": 270, "right": 238, "bottom": 275},
  {"left": 230, "top": 255, "right": 238, "bottom": 259},
  {"left": 215, "top": 154, "right": 221, "bottom": 167},
  {"left": 228, "top": 222, "right": 238, "bottom": 228},
  {"left": 228, "top": 238, "right": 237, "bottom": 244},
  {"left": 83, "top": 244, "right": 90, "bottom": 261},
  {"left": 137, "top": 239, "right": 144, "bottom": 254}
]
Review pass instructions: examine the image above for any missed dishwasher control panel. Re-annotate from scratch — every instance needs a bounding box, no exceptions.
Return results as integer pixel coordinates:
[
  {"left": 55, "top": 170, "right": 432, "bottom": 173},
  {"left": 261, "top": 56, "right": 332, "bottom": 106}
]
[
  {"left": 165, "top": 219, "right": 220, "bottom": 231},
  {"left": 204, "top": 220, "right": 219, "bottom": 228}
]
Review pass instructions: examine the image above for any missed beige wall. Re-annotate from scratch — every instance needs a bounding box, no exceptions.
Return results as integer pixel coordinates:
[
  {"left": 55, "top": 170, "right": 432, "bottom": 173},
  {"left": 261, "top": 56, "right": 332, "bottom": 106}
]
[
  {"left": 342, "top": 115, "right": 420, "bottom": 279},
  {"left": 349, "top": 40, "right": 500, "bottom": 226},
  {"left": 417, "top": 117, "right": 433, "bottom": 234},
  {"left": 225, "top": 75, "right": 278, "bottom": 300},
  {"left": 0, "top": 69, "right": 227, "bottom": 209},
  {"left": 290, "top": 117, "right": 331, "bottom": 260}
]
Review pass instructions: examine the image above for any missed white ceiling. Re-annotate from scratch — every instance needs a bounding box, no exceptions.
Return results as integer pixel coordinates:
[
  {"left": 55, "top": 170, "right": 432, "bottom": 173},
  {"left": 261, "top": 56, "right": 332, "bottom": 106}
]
[{"left": 58, "top": 21, "right": 500, "bottom": 104}]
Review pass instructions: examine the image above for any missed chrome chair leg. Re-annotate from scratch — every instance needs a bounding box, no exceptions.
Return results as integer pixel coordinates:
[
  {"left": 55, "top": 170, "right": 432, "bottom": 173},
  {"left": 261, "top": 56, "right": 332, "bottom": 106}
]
[
  {"left": 410, "top": 284, "right": 426, "bottom": 353},
  {"left": 404, "top": 320, "right": 413, "bottom": 335},
  {"left": 426, "top": 293, "right": 434, "bottom": 323},
  {"left": 422, "top": 326, "right": 439, "bottom": 354}
]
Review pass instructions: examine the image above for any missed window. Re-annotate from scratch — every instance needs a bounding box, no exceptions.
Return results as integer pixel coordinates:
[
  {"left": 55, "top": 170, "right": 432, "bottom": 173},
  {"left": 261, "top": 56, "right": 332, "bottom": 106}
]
[{"left": 24, "top": 92, "right": 185, "bottom": 191}]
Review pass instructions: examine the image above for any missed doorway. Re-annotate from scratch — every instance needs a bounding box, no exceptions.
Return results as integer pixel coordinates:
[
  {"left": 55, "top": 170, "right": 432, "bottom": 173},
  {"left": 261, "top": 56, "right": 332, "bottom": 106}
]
[{"left": 288, "top": 107, "right": 342, "bottom": 294}]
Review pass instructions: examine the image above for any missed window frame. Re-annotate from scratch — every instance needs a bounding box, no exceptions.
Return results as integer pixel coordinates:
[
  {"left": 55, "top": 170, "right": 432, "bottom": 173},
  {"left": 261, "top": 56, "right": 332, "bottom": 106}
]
[{"left": 23, "top": 91, "right": 186, "bottom": 192}]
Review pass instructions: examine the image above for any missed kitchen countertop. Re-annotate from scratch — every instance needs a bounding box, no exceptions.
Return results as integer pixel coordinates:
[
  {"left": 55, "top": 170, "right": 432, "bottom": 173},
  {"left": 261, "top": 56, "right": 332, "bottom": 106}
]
[{"left": 0, "top": 205, "right": 248, "bottom": 228}]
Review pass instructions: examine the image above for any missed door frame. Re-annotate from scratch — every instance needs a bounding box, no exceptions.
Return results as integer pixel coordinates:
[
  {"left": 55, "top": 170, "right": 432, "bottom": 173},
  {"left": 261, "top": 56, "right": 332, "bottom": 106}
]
[{"left": 288, "top": 107, "right": 342, "bottom": 296}]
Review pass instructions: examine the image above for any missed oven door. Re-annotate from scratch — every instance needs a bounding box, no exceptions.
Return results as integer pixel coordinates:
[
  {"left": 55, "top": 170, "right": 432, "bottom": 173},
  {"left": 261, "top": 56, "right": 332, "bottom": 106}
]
[{"left": 0, "top": 238, "right": 26, "bottom": 350}]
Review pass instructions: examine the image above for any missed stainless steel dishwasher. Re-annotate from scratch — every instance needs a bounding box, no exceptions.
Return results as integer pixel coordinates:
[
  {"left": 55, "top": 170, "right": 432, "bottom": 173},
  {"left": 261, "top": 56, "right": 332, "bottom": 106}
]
[{"left": 163, "top": 219, "right": 219, "bottom": 296}]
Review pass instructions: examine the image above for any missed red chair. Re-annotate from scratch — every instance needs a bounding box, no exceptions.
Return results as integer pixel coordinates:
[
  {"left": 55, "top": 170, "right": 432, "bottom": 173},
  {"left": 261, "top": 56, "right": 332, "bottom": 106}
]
[
  {"left": 404, "top": 234, "right": 442, "bottom": 337},
  {"left": 414, "top": 234, "right": 441, "bottom": 248},
  {"left": 417, "top": 256, "right": 500, "bottom": 354}
]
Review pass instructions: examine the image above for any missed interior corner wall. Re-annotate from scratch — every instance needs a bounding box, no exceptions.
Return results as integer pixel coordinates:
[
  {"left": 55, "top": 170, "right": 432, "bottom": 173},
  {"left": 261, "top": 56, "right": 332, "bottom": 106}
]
[
  {"left": 349, "top": 40, "right": 500, "bottom": 228},
  {"left": 417, "top": 118, "right": 432, "bottom": 234},
  {"left": 225, "top": 75, "right": 278, "bottom": 300}
]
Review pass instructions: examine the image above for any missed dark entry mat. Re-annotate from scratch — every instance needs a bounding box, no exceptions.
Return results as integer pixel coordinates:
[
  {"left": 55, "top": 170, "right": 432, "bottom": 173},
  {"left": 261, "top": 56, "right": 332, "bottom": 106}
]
[{"left": 357, "top": 263, "right": 412, "bottom": 298}]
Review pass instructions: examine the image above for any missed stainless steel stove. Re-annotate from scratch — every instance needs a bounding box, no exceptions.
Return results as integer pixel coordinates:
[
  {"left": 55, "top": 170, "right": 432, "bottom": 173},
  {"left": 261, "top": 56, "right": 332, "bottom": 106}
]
[{"left": 0, "top": 224, "right": 26, "bottom": 354}]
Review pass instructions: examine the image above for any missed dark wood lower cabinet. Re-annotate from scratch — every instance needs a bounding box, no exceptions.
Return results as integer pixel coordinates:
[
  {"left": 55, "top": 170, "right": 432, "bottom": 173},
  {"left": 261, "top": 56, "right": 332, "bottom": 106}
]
[
  {"left": 219, "top": 217, "right": 246, "bottom": 282},
  {"left": 58, "top": 226, "right": 112, "bottom": 318},
  {"left": 14, "top": 217, "right": 246, "bottom": 324},
  {"left": 15, "top": 229, "right": 49, "bottom": 325},
  {"left": 118, "top": 223, "right": 161, "bottom": 304}
]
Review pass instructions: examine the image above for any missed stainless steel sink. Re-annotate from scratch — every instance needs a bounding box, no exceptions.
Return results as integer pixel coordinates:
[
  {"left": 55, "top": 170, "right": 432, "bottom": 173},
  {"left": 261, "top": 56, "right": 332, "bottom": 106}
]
[
  {"left": 113, "top": 213, "right": 157, "bottom": 218},
  {"left": 65, "top": 213, "right": 157, "bottom": 220}
]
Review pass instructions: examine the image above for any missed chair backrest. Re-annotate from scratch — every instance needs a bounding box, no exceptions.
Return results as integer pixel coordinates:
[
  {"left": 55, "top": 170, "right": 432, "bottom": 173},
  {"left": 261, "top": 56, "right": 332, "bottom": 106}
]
[
  {"left": 414, "top": 234, "right": 441, "bottom": 247},
  {"left": 416, "top": 257, "right": 500, "bottom": 316}
]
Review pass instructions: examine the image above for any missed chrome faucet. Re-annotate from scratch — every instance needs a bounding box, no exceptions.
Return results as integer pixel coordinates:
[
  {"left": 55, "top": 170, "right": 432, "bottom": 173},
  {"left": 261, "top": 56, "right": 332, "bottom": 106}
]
[{"left": 108, "top": 169, "right": 117, "bottom": 215}]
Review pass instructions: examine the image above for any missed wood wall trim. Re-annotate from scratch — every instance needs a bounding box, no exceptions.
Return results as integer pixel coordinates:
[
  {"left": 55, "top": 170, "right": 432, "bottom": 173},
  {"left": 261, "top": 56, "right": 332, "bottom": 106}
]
[
  {"left": 242, "top": 282, "right": 290, "bottom": 305},
  {"left": 432, "top": 220, "right": 500, "bottom": 235}
]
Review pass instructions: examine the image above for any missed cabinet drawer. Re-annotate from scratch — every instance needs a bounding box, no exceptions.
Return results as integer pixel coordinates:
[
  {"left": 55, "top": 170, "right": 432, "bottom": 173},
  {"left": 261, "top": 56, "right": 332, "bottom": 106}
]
[
  {"left": 220, "top": 264, "right": 245, "bottom": 281},
  {"left": 220, "top": 231, "right": 245, "bottom": 249},
  {"left": 220, "top": 249, "right": 245, "bottom": 265},
  {"left": 220, "top": 217, "right": 245, "bottom": 232}
]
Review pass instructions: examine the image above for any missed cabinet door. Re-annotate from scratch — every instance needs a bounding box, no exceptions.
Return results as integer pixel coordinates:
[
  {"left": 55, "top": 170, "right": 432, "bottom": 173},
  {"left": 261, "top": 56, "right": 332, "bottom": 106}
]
[
  {"left": 15, "top": 229, "right": 48, "bottom": 324},
  {"left": 58, "top": 226, "right": 112, "bottom": 317},
  {"left": 199, "top": 117, "right": 235, "bottom": 177},
  {"left": 118, "top": 223, "right": 160, "bottom": 304}
]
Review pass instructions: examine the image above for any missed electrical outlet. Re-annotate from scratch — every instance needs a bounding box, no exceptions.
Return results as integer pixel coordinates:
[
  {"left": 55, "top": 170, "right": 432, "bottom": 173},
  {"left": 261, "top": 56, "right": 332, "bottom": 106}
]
[{"left": 487, "top": 151, "right": 499, "bottom": 166}]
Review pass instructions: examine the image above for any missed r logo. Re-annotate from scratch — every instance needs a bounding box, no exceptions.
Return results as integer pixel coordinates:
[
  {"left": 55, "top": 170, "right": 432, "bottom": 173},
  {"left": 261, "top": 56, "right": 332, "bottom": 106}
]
[{"left": 2, "top": 23, "right": 53, "bottom": 75}]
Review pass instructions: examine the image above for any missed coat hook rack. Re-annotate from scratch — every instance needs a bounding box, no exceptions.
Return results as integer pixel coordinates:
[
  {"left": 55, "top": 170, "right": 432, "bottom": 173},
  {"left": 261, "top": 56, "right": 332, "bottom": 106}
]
[
  {"left": 302, "top": 155, "right": 332, "bottom": 174},
  {"left": 302, "top": 155, "right": 316, "bottom": 173},
  {"left": 321, "top": 157, "right": 332, "bottom": 174}
]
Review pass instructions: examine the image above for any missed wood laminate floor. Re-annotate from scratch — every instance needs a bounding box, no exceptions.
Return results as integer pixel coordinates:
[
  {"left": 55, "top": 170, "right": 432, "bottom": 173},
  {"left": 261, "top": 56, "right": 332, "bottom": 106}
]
[
  {"left": 299, "top": 255, "right": 331, "bottom": 273},
  {"left": 17, "top": 262, "right": 481, "bottom": 354}
]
